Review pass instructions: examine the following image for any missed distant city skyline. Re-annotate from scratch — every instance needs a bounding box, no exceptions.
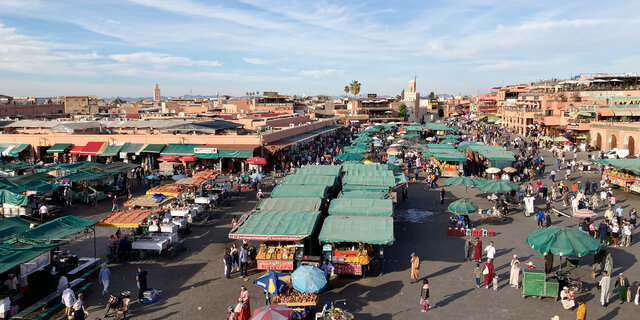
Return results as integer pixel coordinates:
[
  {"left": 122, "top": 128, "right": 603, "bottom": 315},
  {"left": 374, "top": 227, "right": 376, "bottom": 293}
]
[{"left": 2, "top": 0, "right": 640, "bottom": 97}]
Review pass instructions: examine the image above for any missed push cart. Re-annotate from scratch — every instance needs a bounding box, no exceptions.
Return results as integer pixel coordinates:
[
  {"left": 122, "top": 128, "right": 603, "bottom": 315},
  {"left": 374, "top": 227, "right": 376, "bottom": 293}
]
[{"left": 522, "top": 269, "right": 559, "bottom": 300}]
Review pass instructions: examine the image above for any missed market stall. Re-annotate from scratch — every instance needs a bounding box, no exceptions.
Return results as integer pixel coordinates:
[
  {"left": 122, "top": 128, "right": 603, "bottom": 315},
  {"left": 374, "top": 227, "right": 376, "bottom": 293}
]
[
  {"left": 257, "top": 197, "right": 324, "bottom": 213},
  {"left": 270, "top": 185, "right": 329, "bottom": 199},
  {"left": 124, "top": 194, "right": 177, "bottom": 209},
  {"left": 229, "top": 210, "right": 322, "bottom": 271},
  {"left": 328, "top": 199, "right": 393, "bottom": 217},
  {"left": 318, "top": 216, "right": 394, "bottom": 276},
  {"left": 426, "top": 149, "right": 467, "bottom": 177}
]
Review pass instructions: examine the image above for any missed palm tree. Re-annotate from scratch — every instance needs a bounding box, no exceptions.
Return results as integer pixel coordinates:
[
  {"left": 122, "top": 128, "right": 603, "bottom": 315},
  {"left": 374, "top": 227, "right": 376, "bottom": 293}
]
[
  {"left": 349, "top": 80, "right": 361, "bottom": 98},
  {"left": 245, "top": 92, "right": 249, "bottom": 96},
  {"left": 344, "top": 86, "right": 349, "bottom": 98}
]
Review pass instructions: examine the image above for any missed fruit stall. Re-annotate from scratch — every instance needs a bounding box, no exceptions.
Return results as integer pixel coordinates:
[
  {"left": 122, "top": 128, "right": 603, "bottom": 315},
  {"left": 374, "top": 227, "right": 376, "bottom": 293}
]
[
  {"left": 272, "top": 287, "right": 318, "bottom": 307},
  {"left": 229, "top": 210, "right": 323, "bottom": 271},
  {"left": 318, "top": 215, "right": 394, "bottom": 277}
]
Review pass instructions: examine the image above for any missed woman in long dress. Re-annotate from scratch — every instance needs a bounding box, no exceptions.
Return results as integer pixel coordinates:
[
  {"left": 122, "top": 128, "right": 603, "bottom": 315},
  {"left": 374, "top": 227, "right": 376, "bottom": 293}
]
[
  {"left": 482, "top": 259, "right": 495, "bottom": 288},
  {"left": 509, "top": 255, "right": 521, "bottom": 288},
  {"left": 473, "top": 238, "right": 483, "bottom": 262},
  {"left": 410, "top": 253, "right": 420, "bottom": 283}
]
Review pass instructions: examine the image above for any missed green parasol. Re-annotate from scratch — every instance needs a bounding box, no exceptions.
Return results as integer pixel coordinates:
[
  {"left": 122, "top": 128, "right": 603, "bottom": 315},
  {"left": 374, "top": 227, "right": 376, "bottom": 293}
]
[
  {"left": 476, "top": 179, "right": 519, "bottom": 193},
  {"left": 386, "top": 163, "right": 402, "bottom": 171},
  {"left": 335, "top": 153, "right": 364, "bottom": 161},
  {"left": 526, "top": 226, "right": 601, "bottom": 257},
  {"left": 445, "top": 176, "right": 488, "bottom": 187},
  {"left": 448, "top": 199, "right": 478, "bottom": 214}
]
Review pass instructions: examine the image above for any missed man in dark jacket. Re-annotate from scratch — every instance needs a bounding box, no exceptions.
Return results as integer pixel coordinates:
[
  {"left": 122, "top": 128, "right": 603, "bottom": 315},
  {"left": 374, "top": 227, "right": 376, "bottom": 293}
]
[{"left": 598, "top": 221, "right": 609, "bottom": 245}]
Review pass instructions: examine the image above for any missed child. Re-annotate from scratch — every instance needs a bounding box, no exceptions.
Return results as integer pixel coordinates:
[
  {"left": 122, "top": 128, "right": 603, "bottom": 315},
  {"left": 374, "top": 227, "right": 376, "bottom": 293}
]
[
  {"left": 420, "top": 279, "right": 431, "bottom": 312},
  {"left": 492, "top": 273, "right": 499, "bottom": 291},
  {"left": 473, "top": 263, "right": 482, "bottom": 288}
]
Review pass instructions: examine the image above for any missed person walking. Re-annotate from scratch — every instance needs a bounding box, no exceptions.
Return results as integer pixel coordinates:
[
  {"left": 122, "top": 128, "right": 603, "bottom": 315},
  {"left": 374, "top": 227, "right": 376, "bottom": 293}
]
[
  {"left": 509, "top": 255, "right": 521, "bottom": 288},
  {"left": 536, "top": 210, "right": 545, "bottom": 228},
  {"left": 136, "top": 266, "right": 148, "bottom": 302},
  {"left": 111, "top": 195, "right": 119, "bottom": 213},
  {"left": 223, "top": 248, "right": 232, "bottom": 279},
  {"left": 484, "top": 241, "right": 496, "bottom": 261},
  {"left": 604, "top": 251, "right": 613, "bottom": 276},
  {"left": 550, "top": 170, "right": 556, "bottom": 183},
  {"left": 440, "top": 188, "right": 445, "bottom": 204},
  {"left": 482, "top": 259, "right": 495, "bottom": 289},
  {"left": 473, "top": 237, "right": 483, "bottom": 262},
  {"left": 410, "top": 253, "right": 420, "bottom": 283},
  {"left": 227, "top": 306, "right": 238, "bottom": 320},
  {"left": 61, "top": 284, "right": 76, "bottom": 319},
  {"left": 464, "top": 238, "right": 472, "bottom": 262},
  {"left": 545, "top": 211, "right": 553, "bottom": 227},
  {"left": 419, "top": 279, "right": 432, "bottom": 312},
  {"left": 239, "top": 244, "right": 249, "bottom": 279},
  {"left": 599, "top": 270, "right": 611, "bottom": 306},
  {"left": 72, "top": 293, "right": 89, "bottom": 320},
  {"left": 474, "top": 262, "right": 482, "bottom": 288},
  {"left": 615, "top": 273, "right": 630, "bottom": 304},
  {"left": 576, "top": 300, "right": 586, "bottom": 320},
  {"left": 239, "top": 286, "right": 251, "bottom": 315},
  {"left": 99, "top": 263, "right": 111, "bottom": 295},
  {"left": 234, "top": 298, "right": 250, "bottom": 320},
  {"left": 598, "top": 221, "right": 609, "bottom": 245}
]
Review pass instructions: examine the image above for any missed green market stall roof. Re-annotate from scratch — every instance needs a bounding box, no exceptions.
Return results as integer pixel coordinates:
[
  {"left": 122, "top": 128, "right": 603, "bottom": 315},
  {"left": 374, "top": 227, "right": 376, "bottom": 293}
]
[
  {"left": 342, "top": 185, "right": 391, "bottom": 192},
  {"left": 281, "top": 174, "right": 339, "bottom": 188},
  {"left": 594, "top": 158, "right": 640, "bottom": 175},
  {"left": 0, "top": 238, "right": 61, "bottom": 275},
  {"left": 100, "top": 144, "right": 126, "bottom": 157},
  {"left": 119, "top": 143, "right": 146, "bottom": 155},
  {"left": 0, "top": 189, "right": 28, "bottom": 206},
  {"left": 339, "top": 191, "right": 391, "bottom": 199},
  {"left": 0, "top": 161, "right": 38, "bottom": 172},
  {"left": 319, "top": 216, "right": 394, "bottom": 245},
  {"left": 257, "top": 197, "right": 323, "bottom": 212},
  {"left": 19, "top": 216, "right": 96, "bottom": 241},
  {"left": 0, "top": 217, "right": 32, "bottom": 239},
  {"left": 342, "top": 175, "right": 398, "bottom": 188},
  {"left": 58, "top": 169, "right": 117, "bottom": 182},
  {"left": 329, "top": 199, "right": 393, "bottom": 217},
  {"left": 270, "top": 185, "right": 328, "bottom": 198},
  {"left": 160, "top": 144, "right": 201, "bottom": 156},
  {"left": 341, "top": 163, "right": 389, "bottom": 173},
  {"left": 345, "top": 169, "right": 394, "bottom": 177},
  {"left": 92, "top": 162, "right": 140, "bottom": 173},
  {"left": 46, "top": 143, "right": 72, "bottom": 154},
  {"left": 3, "top": 144, "right": 30, "bottom": 157},
  {"left": 43, "top": 161, "right": 100, "bottom": 173},
  {"left": 428, "top": 150, "right": 468, "bottom": 162},
  {"left": 295, "top": 165, "right": 342, "bottom": 177},
  {"left": 140, "top": 144, "right": 166, "bottom": 153},
  {"left": 229, "top": 211, "right": 321, "bottom": 241}
]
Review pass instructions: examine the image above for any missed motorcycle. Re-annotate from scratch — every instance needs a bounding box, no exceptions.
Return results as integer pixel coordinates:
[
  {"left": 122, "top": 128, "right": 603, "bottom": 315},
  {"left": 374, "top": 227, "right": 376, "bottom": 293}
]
[
  {"left": 104, "top": 291, "right": 131, "bottom": 318},
  {"left": 555, "top": 271, "right": 583, "bottom": 293}
]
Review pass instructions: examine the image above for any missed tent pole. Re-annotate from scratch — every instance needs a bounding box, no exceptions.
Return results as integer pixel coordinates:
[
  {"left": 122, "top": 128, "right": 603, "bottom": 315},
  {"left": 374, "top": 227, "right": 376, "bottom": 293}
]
[{"left": 93, "top": 226, "right": 97, "bottom": 265}]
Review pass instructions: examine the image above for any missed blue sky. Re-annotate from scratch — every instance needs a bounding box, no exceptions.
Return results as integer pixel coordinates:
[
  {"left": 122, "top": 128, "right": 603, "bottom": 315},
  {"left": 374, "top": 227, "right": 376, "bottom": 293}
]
[{"left": 1, "top": 0, "right": 640, "bottom": 98}]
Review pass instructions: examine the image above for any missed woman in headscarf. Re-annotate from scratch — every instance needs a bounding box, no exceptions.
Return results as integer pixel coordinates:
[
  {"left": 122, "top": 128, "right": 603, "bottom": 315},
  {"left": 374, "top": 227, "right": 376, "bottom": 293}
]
[
  {"left": 482, "top": 259, "right": 495, "bottom": 289},
  {"left": 509, "top": 255, "right": 521, "bottom": 288}
]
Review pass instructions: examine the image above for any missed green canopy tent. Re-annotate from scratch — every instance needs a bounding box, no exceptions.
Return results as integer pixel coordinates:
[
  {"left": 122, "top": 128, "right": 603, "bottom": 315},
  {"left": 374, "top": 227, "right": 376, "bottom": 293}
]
[
  {"left": 339, "top": 191, "right": 391, "bottom": 199},
  {"left": 20, "top": 216, "right": 96, "bottom": 241},
  {"left": 0, "top": 217, "right": 32, "bottom": 239},
  {"left": 445, "top": 176, "right": 488, "bottom": 187},
  {"left": 403, "top": 133, "right": 420, "bottom": 139},
  {"left": 270, "top": 185, "right": 328, "bottom": 198},
  {"left": 345, "top": 169, "right": 394, "bottom": 177},
  {"left": 0, "top": 239, "right": 61, "bottom": 275},
  {"left": 281, "top": 174, "right": 339, "bottom": 189},
  {"left": 319, "top": 216, "right": 394, "bottom": 245},
  {"left": 592, "top": 159, "right": 640, "bottom": 175},
  {"left": 328, "top": 199, "right": 393, "bottom": 217},
  {"left": 342, "top": 175, "right": 397, "bottom": 188},
  {"left": 295, "top": 165, "right": 342, "bottom": 177},
  {"left": 229, "top": 211, "right": 322, "bottom": 241},
  {"left": 526, "top": 226, "right": 601, "bottom": 257},
  {"left": 257, "top": 197, "right": 323, "bottom": 212}
]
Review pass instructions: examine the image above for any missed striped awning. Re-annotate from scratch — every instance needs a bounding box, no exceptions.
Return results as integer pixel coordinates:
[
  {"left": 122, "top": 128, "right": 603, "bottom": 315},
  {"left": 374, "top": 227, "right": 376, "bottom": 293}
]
[
  {"left": 3, "top": 144, "right": 30, "bottom": 157},
  {"left": 119, "top": 143, "right": 145, "bottom": 155}
]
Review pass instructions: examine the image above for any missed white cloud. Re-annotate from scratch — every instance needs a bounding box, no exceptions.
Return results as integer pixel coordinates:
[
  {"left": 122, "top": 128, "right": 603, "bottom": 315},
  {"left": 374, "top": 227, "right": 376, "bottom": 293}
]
[
  {"left": 242, "top": 58, "right": 271, "bottom": 66},
  {"left": 109, "top": 52, "right": 221, "bottom": 67},
  {"left": 299, "top": 69, "right": 344, "bottom": 78}
]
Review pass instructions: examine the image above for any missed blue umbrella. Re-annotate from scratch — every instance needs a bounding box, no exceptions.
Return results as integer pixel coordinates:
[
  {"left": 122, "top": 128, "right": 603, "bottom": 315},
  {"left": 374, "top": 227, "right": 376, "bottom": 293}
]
[
  {"left": 291, "top": 265, "right": 327, "bottom": 293},
  {"left": 145, "top": 175, "right": 159, "bottom": 180},
  {"left": 387, "top": 155, "right": 398, "bottom": 161},
  {"left": 253, "top": 271, "right": 289, "bottom": 296}
]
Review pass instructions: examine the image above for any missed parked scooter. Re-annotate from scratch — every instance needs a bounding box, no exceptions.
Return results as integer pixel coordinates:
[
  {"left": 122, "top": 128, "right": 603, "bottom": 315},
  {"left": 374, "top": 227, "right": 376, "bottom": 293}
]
[{"left": 104, "top": 291, "right": 131, "bottom": 318}]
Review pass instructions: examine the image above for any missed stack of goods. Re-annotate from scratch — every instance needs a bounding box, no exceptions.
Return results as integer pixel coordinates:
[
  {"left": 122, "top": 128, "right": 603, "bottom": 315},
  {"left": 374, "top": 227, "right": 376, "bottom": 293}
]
[
  {"left": 193, "top": 169, "right": 219, "bottom": 179},
  {"left": 333, "top": 250, "right": 370, "bottom": 265},
  {"left": 257, "top": 245, "right": 295, "bottom": 260},
  {"left": 146, "top": 184, "right": 187, "bottom": 197},
  {"left": 272, "top": 288, "right": 317, "bottom": 304},
  {"left": 327, "top": 309, "right": 355, "bottom": 320}
]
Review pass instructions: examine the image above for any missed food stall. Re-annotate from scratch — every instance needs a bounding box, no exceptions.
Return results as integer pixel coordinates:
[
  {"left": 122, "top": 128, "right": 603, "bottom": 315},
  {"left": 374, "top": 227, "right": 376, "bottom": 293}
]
[
  {"left": 428, "top": 150, "right": 467, "bottom": 178},
  {"left": 603, "top": 169, "right": 636, "bottom": 190},
  {"left": 272, "top": 287, "right": 318, "bottom": 308},
  {"left": 521, "top": 269, "right": 559, "bottom": 300},
  {"left": 229, "top": 210, "right": 323, "bottom": 271},
  {"left": 124, "top": 194, "right": 177, "bottom": 210},
  {"left": 318, "top": 216, "right": 394, "bottom": 277},
  {"left": 595, "top": 159, "right": 640, "bottom": 192}
]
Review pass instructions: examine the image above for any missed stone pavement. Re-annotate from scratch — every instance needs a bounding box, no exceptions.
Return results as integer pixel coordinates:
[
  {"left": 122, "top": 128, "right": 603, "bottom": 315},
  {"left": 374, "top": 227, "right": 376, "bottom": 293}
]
[{"left": 55, "top": 151, "right": 640, "bottom": 320}]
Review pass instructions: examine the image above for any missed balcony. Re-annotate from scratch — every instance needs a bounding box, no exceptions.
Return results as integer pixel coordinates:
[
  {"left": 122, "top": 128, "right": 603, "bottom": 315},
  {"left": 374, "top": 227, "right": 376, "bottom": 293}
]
[{"left": 502, "top": 107, "right": 542, "bottom": 112}]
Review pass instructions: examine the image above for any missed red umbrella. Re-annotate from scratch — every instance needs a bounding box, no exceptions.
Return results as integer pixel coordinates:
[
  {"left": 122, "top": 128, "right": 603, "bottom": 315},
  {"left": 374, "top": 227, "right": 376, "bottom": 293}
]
[
  {"left": 157, "top": 155, "right": 179, "bottom": 162},
  {"left": 562, "top": 141, "right": 573, "bottom": 145},
  {"left": 250, "top": 304, "right": 293, "bottom": 320},
  {"left": 178, "top": 155, "right": 198, "bottom": 162},
  {"left": 573, "top": 208, "right": 597, "bottom": 218},
  {"left": 246, "top": 157, "right": 267, "bottom": 165},
  {"left": 386, "top": 147, "right": 399, "bottom": 155}
]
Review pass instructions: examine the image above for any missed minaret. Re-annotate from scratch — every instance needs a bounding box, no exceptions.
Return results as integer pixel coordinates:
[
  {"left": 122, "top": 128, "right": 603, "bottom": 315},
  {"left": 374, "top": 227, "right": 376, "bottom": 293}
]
[{"left": 153, "top": 83, "right": 161, "bottom": 102}]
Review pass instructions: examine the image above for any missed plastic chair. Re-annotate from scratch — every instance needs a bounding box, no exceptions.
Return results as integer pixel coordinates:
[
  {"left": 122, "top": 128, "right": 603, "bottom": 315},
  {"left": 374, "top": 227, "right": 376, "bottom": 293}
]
[
  {"left": 482, "top": 229, "right": 488, "bottom": 237},
  {"left": 315, "top": 304, "right": 328, "bottom": 320},
  {"left": 466, "top": 229, "right": 472, "bottom": 237}
]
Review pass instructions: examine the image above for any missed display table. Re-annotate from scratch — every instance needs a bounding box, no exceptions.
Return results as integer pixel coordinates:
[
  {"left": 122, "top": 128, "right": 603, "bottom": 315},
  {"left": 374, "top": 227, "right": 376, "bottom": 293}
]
[
  {"left": 194, "top": 195, "right": 216, "bottom": 204},
  {"left": 160, "top": 224, "right": 178, "bottom": 233},
  {"left": 132, "top": 237, "right": 168, "bottom": 253},
  {"left": 170, "top": 209, "right": 191, "bottom": 218},
  {"left": 154, "top": 232, "right": 178, "bottom": 244},
  {"left": 172, "top": 218, "right": 187, "bottom": 230}
]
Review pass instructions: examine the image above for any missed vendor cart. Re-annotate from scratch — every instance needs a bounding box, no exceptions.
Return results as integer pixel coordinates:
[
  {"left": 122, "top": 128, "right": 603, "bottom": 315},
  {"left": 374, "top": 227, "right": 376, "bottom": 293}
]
[{"left": 521, "top": 269, "right": 559, "bottom": 300}]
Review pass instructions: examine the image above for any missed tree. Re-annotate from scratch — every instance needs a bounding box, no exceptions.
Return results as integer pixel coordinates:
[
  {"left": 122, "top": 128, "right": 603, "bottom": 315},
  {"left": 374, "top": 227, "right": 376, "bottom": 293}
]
[
  {"left": 398, "top": 103, "right": 407, "bottom": 119},
  {"left": 428, "top": 92, "right": 436, "bottom": 100},
  {"left": 245, "top": 92, "right": 249, "bottom": 96},
  {"left": 401, "top": 89, "right": 405, "bottom": 100},
  {"left": 349, "top": 80, "right": 361, "bottom": 98},
  {"left": 344, "top": 86, "right": 349, "bottom": 97}
]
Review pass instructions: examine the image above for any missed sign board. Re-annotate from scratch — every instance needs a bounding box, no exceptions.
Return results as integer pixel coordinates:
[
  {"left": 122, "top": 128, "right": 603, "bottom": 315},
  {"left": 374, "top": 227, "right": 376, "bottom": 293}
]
[
  {"left": 20, "top": 252, "right": 50, "bottom": 277},
  {"left": 119, "top": 152, "right": 127, "bottom": 159},
  {"left": 257, "top": 259, "right": 294, "bottom": 271},
  {"left": 194, "top": 147, "right": 218, "bottom": 154},
  {"left": 334, "top": 263, "right": 362, "bottom": 276},
  {"left": 367, "top": 94, "right": 377, "bottom": 98},
  {"left": 25, "top": 190, "right": 37, "bottom": 196},
  {"left": 322, "top": 245, "right": 333, "bottom": 252}
]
